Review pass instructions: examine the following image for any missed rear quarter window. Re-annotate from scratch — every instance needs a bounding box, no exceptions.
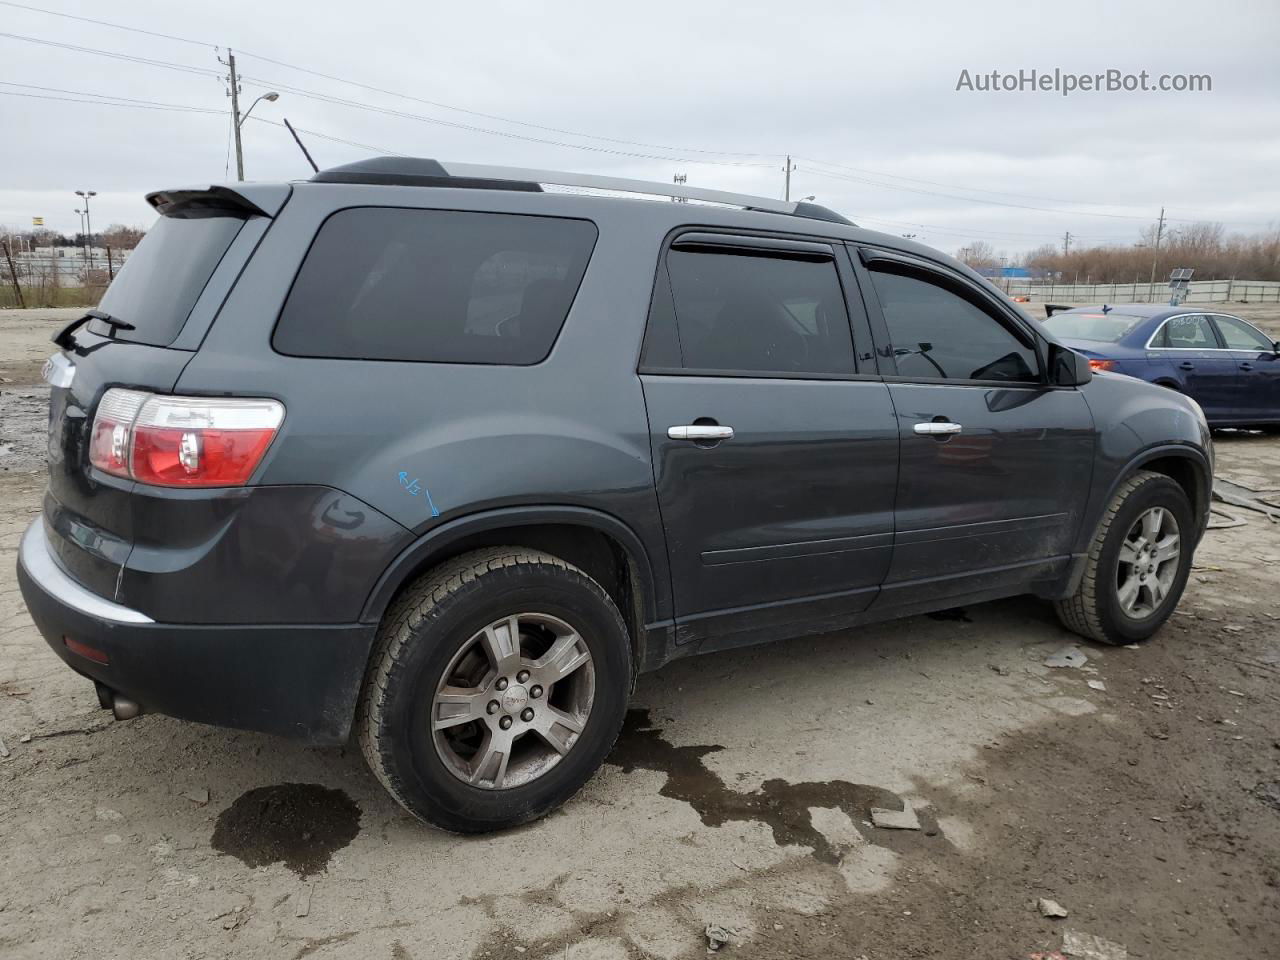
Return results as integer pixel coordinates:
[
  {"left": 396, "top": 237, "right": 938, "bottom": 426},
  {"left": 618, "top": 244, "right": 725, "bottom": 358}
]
[
  {"left": 272, "top": 207, "right": 598, "bottom": 364},
  {"left": 95, "top": 214, "right": 244, "bottom": 346}
]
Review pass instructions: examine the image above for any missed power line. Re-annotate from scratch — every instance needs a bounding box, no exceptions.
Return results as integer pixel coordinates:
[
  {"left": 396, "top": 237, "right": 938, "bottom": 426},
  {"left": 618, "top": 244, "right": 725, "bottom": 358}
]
[
  {"left": 0, "top": 87, "right": 221, "bottom": 114},
  {"left": 231, "top": 71, "right": 775, "bottom": 167},
  {"left": 0, "top": 0, "right": 216, "bottom": 47},
  {"left": 0, "top": 3, "right": 776, "bottom": 160},
  {"left": 0, "top": 84, "right": 396, "bottom": 155},
  {"left": 796, "top": 156, "right": 1112, "bottom": 208},
  {"left": 0, "top": 31, "right": 220, "bottom": 78}
]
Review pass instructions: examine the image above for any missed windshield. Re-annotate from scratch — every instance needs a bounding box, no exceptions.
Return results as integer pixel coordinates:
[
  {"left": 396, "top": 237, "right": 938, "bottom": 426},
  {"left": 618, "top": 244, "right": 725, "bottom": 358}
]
[
  {"left": 95, "top": 214, "right": 244, "bottom": 346},
  {"left": 1044, "top": 311, "right": 1147, "bottom": 343}
]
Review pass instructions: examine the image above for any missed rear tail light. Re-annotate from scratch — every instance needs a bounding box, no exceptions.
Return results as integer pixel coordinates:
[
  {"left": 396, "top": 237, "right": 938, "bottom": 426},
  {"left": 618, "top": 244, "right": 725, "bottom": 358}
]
[
  {"left": 89, "top": 388, "right": 284, "bottom": 487},
  {"left": 1088, "top": 359, "right": 1117, "bottom": 372}
]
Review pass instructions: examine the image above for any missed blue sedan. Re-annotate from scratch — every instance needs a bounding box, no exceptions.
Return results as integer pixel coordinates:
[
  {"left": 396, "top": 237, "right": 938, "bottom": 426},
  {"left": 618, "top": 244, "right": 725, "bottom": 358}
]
[{"left": 1044, "top": 304, "right": 1280, "bottom": 429}]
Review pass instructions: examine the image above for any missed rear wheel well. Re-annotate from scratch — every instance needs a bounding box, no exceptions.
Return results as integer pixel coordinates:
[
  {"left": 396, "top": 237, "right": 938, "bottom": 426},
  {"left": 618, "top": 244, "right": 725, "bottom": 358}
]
[
  {"left": 379, "top": 524, "right": 646, "bottom": 677},
  {"left": 1137, "top": 455, "right": 1205, "bottom": 519}
]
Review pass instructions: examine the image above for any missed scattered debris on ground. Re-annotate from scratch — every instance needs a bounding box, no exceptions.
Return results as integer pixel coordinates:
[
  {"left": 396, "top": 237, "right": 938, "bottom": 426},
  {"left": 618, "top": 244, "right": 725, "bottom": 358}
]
[
  {"left": 704, "top": 923, "right": 731, "bottom": 952},
  {"left": 1038, "top": 897, "right": 1069, "bottom": 918},
  {"left": 1045, "top": 646, "right": 1088, "bottom": 669},
  {"left": 869, "top": 802, "right": 921, "bottom": 831},
  {"left": 1061, "top": 929, "right": 1127, "bottom": 959}
]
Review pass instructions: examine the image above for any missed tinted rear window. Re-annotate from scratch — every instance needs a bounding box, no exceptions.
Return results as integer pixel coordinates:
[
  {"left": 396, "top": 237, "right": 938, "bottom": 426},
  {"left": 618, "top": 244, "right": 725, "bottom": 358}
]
[
  {"left": 273, "top": 208, "right": 597, "bottom": 364},
  {"left": 96, "top": 215, "right": 244, "bottom": 346},
  {"left": 1044, "top": 311, "right": 1146, "bottom": 343}
]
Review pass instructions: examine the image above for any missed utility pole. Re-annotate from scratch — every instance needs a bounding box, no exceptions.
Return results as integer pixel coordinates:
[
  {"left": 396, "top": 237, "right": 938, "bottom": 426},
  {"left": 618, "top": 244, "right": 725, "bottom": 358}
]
[
  {"left": 228, "top": 49, "right": 245, "bottom": 182},
  {"left": 1147, "top": 206, "right": 1166, "bottom": 291},
  {"left": 783, "top": 155, "right": 796, "bottom": 202},
  {"left": 1063, "top": 231, "right": 1072, "bottom": 255}
]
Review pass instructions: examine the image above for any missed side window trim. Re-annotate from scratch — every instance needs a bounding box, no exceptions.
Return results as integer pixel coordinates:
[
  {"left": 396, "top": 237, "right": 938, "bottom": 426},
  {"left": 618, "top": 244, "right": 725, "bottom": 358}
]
[
  {"left": 637, "top": 227, "right": 873, "bottom": 381},
  {"left": 670, "top": 232, "right": 835, "bottom": 261}
]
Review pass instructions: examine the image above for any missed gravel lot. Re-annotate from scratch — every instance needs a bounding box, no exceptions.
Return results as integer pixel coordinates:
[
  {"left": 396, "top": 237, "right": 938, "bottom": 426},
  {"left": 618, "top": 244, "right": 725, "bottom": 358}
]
[{"left": 1, "top": 305, "right": 1277, "bottom": 960}]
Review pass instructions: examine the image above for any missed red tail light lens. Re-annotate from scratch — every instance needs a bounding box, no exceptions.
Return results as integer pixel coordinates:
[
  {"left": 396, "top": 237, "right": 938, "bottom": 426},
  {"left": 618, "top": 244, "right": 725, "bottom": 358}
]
[
  {"left": 89, "top": 389, "right": 284, "bottom": 488},
  {"left": 1088, "top": 358, "right": 1117, "bottom": 372}
]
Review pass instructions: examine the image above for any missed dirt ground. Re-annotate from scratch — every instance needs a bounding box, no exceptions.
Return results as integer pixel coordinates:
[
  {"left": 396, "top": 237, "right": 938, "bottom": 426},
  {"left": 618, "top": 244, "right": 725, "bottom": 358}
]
[{"left": 1, "top": 305, "right": 1278, "bottom": 960}]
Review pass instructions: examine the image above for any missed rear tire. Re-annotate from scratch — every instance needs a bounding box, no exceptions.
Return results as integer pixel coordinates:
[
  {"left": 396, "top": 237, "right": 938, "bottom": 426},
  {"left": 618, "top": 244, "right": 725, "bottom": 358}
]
[
  {"left": 357, "top": 547, "right": 632, "bottom": 833},
  {"left": 1055, "top": 470, "right": 1194, "bottom": 645}
]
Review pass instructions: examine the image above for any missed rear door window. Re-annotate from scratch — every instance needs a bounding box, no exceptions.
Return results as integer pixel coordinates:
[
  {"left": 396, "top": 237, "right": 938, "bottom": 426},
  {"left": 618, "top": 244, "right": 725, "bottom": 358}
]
[
  {"left": 273, "top": 208, "right": 597, "bottom": 364},
  {"left": 645, "top": 246, "right": 855, "bottom": 376},
  {"left": 1155, "top": 314, "right": 1219, "bottom": 349},
  {"left": 95, "top": 215, "right": 244, "bottom": 346}
]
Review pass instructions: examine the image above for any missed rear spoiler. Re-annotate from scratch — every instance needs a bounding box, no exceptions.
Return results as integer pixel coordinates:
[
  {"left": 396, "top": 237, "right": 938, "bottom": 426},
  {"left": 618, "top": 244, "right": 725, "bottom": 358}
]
[{"left": 145, "top": 183, "right": 291, "bottom": 220}]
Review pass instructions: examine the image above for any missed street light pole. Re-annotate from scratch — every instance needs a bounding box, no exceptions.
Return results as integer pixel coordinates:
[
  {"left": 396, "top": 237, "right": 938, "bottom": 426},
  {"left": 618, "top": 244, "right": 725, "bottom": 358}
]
[{"left": 226, "top": 47, "right": 280, "bottom": 182}]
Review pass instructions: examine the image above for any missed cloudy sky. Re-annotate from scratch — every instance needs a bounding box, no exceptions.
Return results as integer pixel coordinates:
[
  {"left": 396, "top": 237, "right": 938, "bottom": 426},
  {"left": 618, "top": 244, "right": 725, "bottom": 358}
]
[{"left": 1, "top": 0, "right": 1277, "bottom": 258}]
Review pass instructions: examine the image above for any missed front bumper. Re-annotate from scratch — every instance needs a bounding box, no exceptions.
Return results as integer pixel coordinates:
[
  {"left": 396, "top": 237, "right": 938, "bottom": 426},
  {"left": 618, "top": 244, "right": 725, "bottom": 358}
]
[{"left": 17, "top": 517, "right": 375, "bottom": 744}]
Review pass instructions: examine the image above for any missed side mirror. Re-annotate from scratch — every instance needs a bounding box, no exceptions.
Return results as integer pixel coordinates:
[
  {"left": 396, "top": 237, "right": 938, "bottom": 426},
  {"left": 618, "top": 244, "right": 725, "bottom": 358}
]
[
  {"left": 1273, "top": 341, "right": 1280, "bottom": 355},
  {"left": 1047, "top": 343, "right": 1092, "bottom": 386}
]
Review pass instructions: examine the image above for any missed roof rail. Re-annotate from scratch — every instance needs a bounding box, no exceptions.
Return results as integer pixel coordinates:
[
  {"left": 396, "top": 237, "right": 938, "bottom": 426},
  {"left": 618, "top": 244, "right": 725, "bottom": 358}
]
[{"left": 309, "top": 157, "right": 854, "bottom": 225}]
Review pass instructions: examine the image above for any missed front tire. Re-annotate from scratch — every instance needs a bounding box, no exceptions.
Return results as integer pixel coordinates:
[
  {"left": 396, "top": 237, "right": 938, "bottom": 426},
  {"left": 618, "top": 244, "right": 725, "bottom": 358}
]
[
  {"left": 358, "top": 548, "right": 632, "bottom": 833},
  {"left": 1055, "top": 470, "right": 1194, "bottom": 645}
]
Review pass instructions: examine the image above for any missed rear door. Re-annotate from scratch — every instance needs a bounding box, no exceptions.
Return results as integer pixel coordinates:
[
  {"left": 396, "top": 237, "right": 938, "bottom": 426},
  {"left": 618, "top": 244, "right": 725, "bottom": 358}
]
[
  {"left": 40, "top": 189, "right": 281, "bottom": 599},
  {"left": 639, "top": 231, "right": 899, "bottom": 648},
  {"left": 1209, "top": 313, "right": 1280, "bottom": 421},
  {"left": 852, "top": 247, "right": 1095, "bottom": 604},
  {"left": 1146, "top": 313, "right": 1239, "bottom": 419}
]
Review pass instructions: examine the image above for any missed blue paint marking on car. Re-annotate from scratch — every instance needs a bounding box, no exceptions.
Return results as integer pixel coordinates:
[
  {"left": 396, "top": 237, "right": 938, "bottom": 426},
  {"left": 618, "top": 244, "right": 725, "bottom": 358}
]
[
  {"left": 1043, "top": 304, "right": 1280, "bottom": 429},
  {"left": 398, "top": 471, "right": 441, "bottom": 517}
]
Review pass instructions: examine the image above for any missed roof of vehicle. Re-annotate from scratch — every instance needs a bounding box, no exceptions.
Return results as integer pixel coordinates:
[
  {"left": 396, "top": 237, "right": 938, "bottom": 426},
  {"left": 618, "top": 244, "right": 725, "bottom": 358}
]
[{"left": 1057, "top": 304, "right": 1222, "bottom": 320}]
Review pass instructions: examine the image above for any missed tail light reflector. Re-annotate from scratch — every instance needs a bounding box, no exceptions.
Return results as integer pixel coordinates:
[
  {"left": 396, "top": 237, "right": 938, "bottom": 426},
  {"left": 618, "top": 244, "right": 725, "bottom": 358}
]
[
  {"left": 89, "top": 388, "right": 284, "bottom": 487},
  {"left": 1088, "top": 359, "right": 1117, "bottom": 372}
]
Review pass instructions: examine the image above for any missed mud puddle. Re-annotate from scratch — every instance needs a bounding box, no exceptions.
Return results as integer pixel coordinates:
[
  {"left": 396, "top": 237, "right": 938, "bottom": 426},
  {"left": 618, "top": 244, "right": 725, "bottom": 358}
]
[
  {"left": 211, "top": 782, "right": 362, "bottom": 877},
  {"left": 606, "top": 709, "right": 938, "bottom": 863}
]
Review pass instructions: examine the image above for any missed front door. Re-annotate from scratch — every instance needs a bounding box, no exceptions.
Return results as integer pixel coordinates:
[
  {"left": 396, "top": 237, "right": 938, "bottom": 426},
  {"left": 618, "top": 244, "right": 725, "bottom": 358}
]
[
  {"left": 852, "top": 247, "right": 1096, "bottom": 605},
  {"left": 1210, "top": 313, "right": 1280, "bottom": 422},
  {"left": 639, "top": 232, "right": 899, "bottom": 648}
]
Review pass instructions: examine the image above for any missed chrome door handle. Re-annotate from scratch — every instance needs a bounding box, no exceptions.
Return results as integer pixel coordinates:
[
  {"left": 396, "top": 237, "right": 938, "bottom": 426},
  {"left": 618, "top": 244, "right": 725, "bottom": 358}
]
[
  {"left": 913, "top": 421, "right": 962, "bottom": 436},
  {"left": 668, "top": 425, "right": 734, "bottom": 441}
]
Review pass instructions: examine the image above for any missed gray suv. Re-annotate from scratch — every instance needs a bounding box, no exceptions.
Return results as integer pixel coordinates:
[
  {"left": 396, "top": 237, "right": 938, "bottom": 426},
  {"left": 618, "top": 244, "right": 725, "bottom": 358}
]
[{"left": 17, "top": 158, "right": 1213, "bottom": 832}]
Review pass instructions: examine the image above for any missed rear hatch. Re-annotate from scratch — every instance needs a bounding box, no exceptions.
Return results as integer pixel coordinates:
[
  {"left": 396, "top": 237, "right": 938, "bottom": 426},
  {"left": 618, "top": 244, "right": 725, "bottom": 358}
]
[{"left": 42, "top": 184, "right": 289, "bottom": 601}]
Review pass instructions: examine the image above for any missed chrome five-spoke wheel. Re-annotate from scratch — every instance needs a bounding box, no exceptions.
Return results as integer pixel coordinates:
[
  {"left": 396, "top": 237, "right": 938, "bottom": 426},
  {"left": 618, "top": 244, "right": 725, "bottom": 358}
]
[
  {"left": 431, "top": 612, "right": 595, "bottom": 790},
  {"left": 1116, "top": 505, "right": 1180, "bottom": 619}
]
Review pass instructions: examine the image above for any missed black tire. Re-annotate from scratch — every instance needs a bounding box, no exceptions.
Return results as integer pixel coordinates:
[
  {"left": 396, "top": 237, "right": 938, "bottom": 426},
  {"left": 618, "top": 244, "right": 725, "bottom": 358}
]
[
  {"left": 357, "top": 547, "right": 632, "bottom": 833},
  {"left": 1055, "top": 470, "right": 1194, "bottom": 645}
]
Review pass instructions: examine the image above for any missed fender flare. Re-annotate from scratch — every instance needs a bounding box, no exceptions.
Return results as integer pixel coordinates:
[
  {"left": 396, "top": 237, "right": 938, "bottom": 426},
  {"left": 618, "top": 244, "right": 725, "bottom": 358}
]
[{"left": 358, "top": 504, "right": 671, "bottom": 627}]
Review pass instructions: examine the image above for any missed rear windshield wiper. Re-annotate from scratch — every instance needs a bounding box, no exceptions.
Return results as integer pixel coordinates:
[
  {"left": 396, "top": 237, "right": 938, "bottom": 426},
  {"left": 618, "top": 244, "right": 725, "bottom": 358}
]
[{"left": 52, "top": 309, "right": 136, "bottom": 349}]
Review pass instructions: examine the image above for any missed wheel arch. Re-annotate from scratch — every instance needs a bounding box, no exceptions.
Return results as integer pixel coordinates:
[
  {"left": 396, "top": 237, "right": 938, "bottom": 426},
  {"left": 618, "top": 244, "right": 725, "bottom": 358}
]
[
  {"left": 359, "top": 505, "right": 673, "bottom": 676},
  {"left": 1056, "top": 443, "right": 1211, "bottom": 603}
]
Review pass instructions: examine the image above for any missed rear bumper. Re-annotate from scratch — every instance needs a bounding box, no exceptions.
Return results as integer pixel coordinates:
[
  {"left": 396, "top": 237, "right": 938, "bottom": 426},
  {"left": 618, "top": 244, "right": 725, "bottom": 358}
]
[{"left": 17, "top": 517, "right": 375, "bottom": 745}]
